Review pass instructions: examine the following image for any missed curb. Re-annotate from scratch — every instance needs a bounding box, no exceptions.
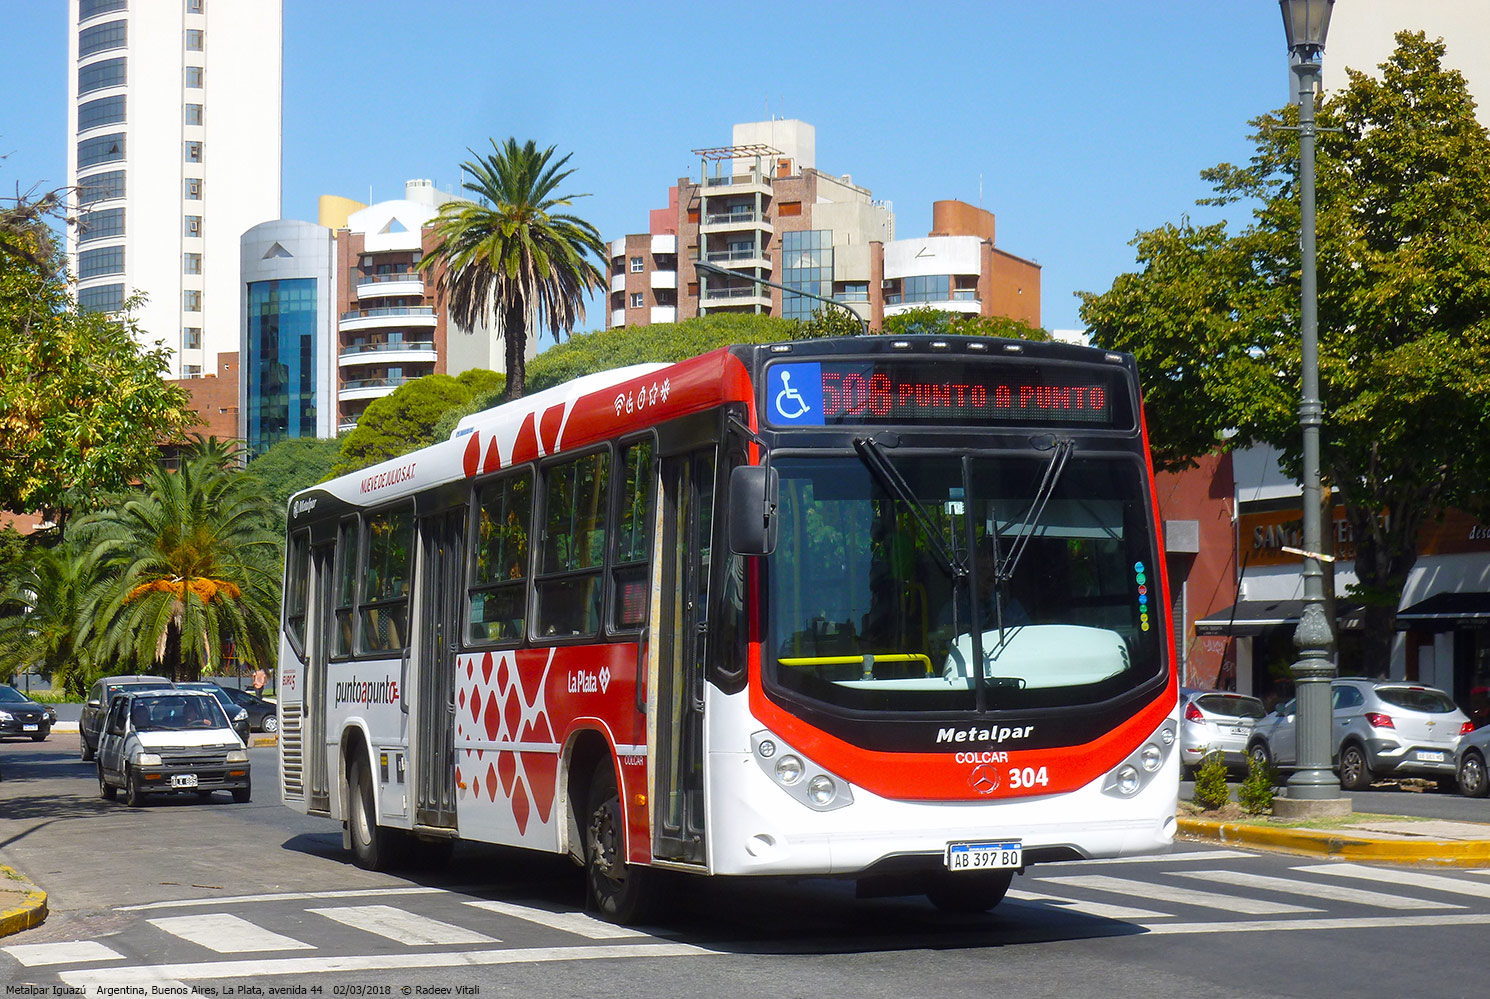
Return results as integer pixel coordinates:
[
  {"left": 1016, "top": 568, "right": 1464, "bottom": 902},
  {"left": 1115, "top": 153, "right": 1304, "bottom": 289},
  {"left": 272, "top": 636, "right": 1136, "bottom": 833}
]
[
  {"left": 0, "top": 866, "right": 48, "bottom": 938},
  {"left": 1178, "top": 816, "right": 1490, "bottom": 866}
]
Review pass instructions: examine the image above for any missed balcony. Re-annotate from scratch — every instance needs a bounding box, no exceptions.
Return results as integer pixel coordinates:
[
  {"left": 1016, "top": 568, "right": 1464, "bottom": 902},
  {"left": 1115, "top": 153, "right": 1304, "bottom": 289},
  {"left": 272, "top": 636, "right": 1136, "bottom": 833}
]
[
  {"left": 700, "top": 284, "right": 770, "bottom": 310},
  {"left": 702, "top": 170, "right": 773, "bottom": 195},
  {"left": 611, "top": 307, "right": 625, "bottom": 328},
  {"left": 339, "top": 340, "right": 437, "bottom": 368},
  {"left": 610, "top": 272, "right": 627, "bottom": 293},
  {"left": 650, "top": 270, "right": 677, "bottom": 291},
  {"left": 883, "top": 298, "right": 982, "bottom": 318},
  {"left": 651, "top": 234, "right": 677, "bottom": 255},
  {"left": 650, "top": 305, "right": 677, "bottom": 324},
  {"left": 703, "top": 247, "right": 772, "bottom": 272},
  {"left": 339, "top": 375, "right": 417, "bottom": 402},
  {"left": 356, "top": 272, "right": 424, "bottom": 299},
  {"left": 339, "top": 306, "right": 437, "bottom": 333},
  {"left": 700, "top": 210, "right": 768, "bottom": 234}
]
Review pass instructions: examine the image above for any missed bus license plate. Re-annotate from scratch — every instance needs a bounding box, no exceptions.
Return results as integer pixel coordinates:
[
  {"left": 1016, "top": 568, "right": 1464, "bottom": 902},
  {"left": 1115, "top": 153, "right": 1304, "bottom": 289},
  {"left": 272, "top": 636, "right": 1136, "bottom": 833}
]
[
  {"left": 946, "top": 840, "right": 1022, "bottom": 871},
  {"left": 172, "top": 774, "right": 199, "bottom": 788}
]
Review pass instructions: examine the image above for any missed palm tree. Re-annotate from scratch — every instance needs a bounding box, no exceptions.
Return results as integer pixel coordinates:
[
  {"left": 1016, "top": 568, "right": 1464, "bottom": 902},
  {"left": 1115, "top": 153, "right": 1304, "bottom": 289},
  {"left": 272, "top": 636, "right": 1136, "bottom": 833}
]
[
  {"left": 81, "top": 439, "right": 280, "bottom": 682},
  {"left": 0, "top": 541, "right": 105, "bottom": 695},
  {"left": 419, "top": 138, "right": 607, "bottom": 399}
]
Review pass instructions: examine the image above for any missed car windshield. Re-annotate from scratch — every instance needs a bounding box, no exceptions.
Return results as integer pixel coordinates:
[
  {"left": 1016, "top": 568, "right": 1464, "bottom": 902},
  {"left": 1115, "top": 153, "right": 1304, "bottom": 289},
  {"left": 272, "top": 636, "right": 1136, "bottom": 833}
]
[
  {"left": 0, "top": 686, "right": 30, "bottom": 703},
  {"left": 764, "top": 452, "right": 1164, "bottom": 713},
  {"left": 130, "top": 695, "right": 230, "bottom": 732},
  {"left": 1376, "top": 687, "right": 1458, "bottom": 713}
]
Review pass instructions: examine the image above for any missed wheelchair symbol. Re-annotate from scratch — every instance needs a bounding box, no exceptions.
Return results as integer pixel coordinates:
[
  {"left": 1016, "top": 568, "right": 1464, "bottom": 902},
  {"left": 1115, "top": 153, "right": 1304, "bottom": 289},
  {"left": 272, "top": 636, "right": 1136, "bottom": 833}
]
[{"left": 774, "top": 371, "right": 811, "bottom": 420}]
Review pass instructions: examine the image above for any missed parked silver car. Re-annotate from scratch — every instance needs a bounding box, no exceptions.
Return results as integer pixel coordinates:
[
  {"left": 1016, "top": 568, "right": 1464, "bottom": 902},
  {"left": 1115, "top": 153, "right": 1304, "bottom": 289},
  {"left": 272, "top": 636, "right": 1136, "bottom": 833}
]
[
  {"left": 1454, "top": 722, "right": 1490, "bottom": 797},
  {"left": 1180, "top": 688, "right": 1266, "bottom": 774},
  {"left": 1248, "top": 678, "right": 1472, "bottom": 790}
]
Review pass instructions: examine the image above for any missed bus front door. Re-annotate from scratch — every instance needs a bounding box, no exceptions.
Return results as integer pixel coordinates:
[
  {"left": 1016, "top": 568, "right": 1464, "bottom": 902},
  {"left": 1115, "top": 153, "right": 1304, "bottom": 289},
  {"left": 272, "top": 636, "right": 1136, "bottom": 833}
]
[
  {"left": 654, "top": 448, "right": 714, "bottom": 865},
  {"left": 414, "top": 507, "right": 463, "bottom": 830},
  {"left": 307, "top": 543, "right": 333, "bottom": 813}
]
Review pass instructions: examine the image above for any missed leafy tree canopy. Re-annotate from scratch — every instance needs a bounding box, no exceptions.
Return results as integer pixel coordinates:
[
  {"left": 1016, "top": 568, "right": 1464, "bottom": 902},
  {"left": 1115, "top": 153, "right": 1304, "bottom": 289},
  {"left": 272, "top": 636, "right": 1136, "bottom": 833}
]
[
  {"left": 881, "top": 307, "right": 1050, "bottom": 341},
  {"left": 244, "top": 434, "right": 345, "bottom": 538},
  {"left": 334, "top": 369, "right": 503, "bottom": 475},
  {"left": 1078, "top": 32, "right": 1490, "bottom": 669}
]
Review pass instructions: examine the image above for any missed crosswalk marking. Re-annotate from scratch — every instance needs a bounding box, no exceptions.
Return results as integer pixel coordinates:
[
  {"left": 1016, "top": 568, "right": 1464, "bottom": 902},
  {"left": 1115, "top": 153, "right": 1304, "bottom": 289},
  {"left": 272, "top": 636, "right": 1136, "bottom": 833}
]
[
  {"left": 147, "top": 913, "right": 316, "bottom": 953},
  {"left": 1175, "top": 870, "right": 1460, "bottom": 910},
  {"left": 1296, "top": 863, "right": 1490, "bottom": 900},
  {"left": 1005, "top": 889, "right": 1171, "bottom": 920},
  {"left": 1037, "top": 875, "right": 1319, "bottom": 914},
  {"left": 2, "top": 940, "right": 124, "bottom": 967},
  {"left": 120, "top": 887, "right": 446, "bottom": 911},
  {"left": 308, "top": 904, "right": 496, "bottom": 946},
  {"left": 1069, "top": 849, "right": 1255, "bottom": 865},
  {"left": 464, "top": 900, "right": 648, "bottom": 939}
]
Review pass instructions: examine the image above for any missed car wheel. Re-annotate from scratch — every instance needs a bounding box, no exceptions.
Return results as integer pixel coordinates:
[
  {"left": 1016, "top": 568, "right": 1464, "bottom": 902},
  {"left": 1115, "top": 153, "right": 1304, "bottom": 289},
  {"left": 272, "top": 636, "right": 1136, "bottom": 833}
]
[
  {"left": 98, "top": 764, "right": 116, "bottom": 801},
  {"left": 262, "top": 714, "right": 279, "bottom": 734},
  {"left": 1248, "top": 741, "right": 1272, "bottom": 770},
  {"left": 585, "top": 759, "right": 655, "bottom": 924},
  {"left": 125, "top": 769, "right": 146, "bottom": 807},
  {"left": 232, "top": 779, "right": 252, "bottom": 804},
  {"left": 31, "top": 728, "right": 48, "bottom": 742},
  {"left": 1459, "top": 750, "right": 1490, "bottom": 798},
  {"left": 926, "top": 869, "right": 1015, "bottom": 913},
  {"left": 1339, "top": 743, "right": 1373, "bottom": 791},
  {"left": 348, "top": 756, "right": 402, "bottom": 870},
  {"left": 80, "top": 735, "right": 95, "bottom": 762}
]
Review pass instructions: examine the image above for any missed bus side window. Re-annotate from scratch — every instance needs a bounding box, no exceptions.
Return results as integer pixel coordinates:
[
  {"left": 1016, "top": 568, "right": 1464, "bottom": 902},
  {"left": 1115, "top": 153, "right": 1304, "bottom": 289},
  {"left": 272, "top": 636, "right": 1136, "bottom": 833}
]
[
  {"left": 333, "top": 518, "right": 358, "bottom": 657},
  {"left": 361, "top": 504, "right": 414, "bottom": 652},
  {"left": 469, "top": 468, "right": 532, "bottom": 643},
  {"left": 611, "top": 438, "right": 655, "bottom": 631},
  {"left": 284, "top": 530, "right": 311, "bottom": 654},
  {"left": 536, "top": 449, "right": 610, "bottom": 637}
]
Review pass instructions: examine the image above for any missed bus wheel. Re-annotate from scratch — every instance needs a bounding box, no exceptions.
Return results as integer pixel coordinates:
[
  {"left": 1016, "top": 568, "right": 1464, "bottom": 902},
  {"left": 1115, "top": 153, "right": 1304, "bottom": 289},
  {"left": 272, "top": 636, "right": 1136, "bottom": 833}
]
[
  {"left": 348, "top": 756, "right": 400, "bottom": 870},
  {"left": 925, "top": 869, "right": 1014, "bottom": 913},
  {"left": 584, "top": 760, "right": 654, "bottom": 924}
]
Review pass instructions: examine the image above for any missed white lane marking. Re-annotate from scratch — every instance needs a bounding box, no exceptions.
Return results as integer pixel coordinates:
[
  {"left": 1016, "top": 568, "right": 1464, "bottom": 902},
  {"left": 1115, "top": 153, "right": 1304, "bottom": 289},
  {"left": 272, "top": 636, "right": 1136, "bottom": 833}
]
[
  {"left": 3, "top": 940, "right": 124, "bottom": 967},
  {"left": 308, "top": 905, "right": 496, "bottom": 946},
  {"left": 147, "top": 913, "right": 316, "bottom": 953},
  {"left": 1037, "top": 875, "right": 1318, "bottom": 915},
  {"left": 1136, "top": 913, "right": 1490, "bottom": 935},
  {"left": 464, "top": 900, "right": 648, "bottom": 939},
  {"left": 1005, "top": 889, "right": 1170, "bottom": 920},
  {"left": 120, "top": 887, "right": 445, "bottom": 911},
  {"left": 59, "top": 942, "right": 712, "bottom": 985},
  {"left": 1177, "top": 870, "right": 1460, "bottom": 910},
  {"left": 1067, "top": 849, "right": 1254, "bottom": 865},
  {"left": 1296, "top": 863, "right": 1490, "bottom": 900}
]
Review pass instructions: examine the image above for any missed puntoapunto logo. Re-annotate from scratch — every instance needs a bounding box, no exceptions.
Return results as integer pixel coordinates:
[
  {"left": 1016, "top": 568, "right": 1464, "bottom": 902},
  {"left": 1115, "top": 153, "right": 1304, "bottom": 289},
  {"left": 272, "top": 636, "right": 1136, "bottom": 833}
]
[{"left": 334, "top": 675, "right": 399, "bottom": 708}]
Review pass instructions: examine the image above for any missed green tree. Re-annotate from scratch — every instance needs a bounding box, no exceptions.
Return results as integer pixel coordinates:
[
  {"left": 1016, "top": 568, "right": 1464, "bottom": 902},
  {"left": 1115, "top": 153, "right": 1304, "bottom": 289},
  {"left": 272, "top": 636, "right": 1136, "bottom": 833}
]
[
  {"left": 0, "top": 540, "right": 104, "bottom": 693},
  {"left": 335, "top": 370, "right": 502, "bottom": 475},
  {"left": 881, "top": 307, "right": 1050, "bottom": 341},
  {"left": 243, "top": 434, "right": 345, "bottom": 539},
  {"left": 81, "top": 440, "right": 280, "bottom": 683},
  {"left": 420, "top": 138, "right": 606, "bottom": 400},
  {"left": 1079, "top": 32, "right": 1490, "bottom": 672}
]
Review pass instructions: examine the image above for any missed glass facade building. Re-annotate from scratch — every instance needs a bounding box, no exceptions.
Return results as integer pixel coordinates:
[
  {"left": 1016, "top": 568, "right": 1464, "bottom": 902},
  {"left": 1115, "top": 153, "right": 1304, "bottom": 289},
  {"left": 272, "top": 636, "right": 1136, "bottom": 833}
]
[
  {"left": 246, "top": 278, "right": 318, "bottom": 454},
  {"left": 781, "top": 229, "right": 834, "bottom": 321}
]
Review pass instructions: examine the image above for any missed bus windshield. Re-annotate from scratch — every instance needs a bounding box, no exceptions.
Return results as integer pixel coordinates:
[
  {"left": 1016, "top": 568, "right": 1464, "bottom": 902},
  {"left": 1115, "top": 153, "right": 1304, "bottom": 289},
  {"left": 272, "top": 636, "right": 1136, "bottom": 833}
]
[{"left": 764, "top": 452, "right": 1164, "bottom": 714}]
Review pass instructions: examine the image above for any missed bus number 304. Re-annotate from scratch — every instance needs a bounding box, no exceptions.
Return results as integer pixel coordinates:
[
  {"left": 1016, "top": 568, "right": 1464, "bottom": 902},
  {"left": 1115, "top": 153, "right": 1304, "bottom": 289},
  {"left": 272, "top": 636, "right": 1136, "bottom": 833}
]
[{"left": 1008, "top": 766, "right": 1050, "bottom": 789}]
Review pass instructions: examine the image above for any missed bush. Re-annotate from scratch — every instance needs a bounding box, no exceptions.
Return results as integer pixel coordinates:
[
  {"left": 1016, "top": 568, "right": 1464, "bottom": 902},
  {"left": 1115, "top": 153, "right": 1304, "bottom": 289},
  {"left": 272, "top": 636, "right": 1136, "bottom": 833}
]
[
  {"left": 1192, "top": 753, "right": 1231, "bottom": 810},
  {"left": 1238, "top": 753, "right": 1278, "bottom": 815}
]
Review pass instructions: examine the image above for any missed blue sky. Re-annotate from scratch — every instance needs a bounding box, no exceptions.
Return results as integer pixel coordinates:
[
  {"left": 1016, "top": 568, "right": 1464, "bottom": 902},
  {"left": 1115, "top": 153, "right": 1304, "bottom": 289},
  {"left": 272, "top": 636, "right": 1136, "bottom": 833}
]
[{"left": 3, "top": 2, "right": 1307, "bottom": 334}]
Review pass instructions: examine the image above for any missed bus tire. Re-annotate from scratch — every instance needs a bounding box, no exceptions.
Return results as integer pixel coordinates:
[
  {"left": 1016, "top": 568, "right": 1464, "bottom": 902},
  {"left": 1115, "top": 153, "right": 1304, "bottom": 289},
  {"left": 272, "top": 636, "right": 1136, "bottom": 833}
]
[
  {"left": 348, "top": 756, "right": 401, "bottom": 870},
  {"left": 925, "top": 869, "right": 1014, "bottom": 913},
  {"left": 584, "top": 759, "right": 654, "bottom": 924}
]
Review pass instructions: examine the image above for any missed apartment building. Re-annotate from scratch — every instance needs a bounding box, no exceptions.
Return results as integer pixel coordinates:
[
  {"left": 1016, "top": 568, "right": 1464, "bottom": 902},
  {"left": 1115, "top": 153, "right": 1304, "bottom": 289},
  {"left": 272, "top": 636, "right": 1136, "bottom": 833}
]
[
  {"left": 608, "top": 120, "right": 1040, "bottom": 331},
  {"left": 68, "top": 0, "right": 282, "bottom": 379}
]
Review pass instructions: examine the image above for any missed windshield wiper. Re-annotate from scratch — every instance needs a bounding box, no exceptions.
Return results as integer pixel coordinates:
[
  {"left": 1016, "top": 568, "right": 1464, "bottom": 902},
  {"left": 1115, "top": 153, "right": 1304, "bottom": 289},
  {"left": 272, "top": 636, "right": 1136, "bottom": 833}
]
[
  {"left": 996, "top": 437, "right": 1074, "bottom": 585},
  {"left": 852, "top": 434, "right": 963, "bottom": 582}
]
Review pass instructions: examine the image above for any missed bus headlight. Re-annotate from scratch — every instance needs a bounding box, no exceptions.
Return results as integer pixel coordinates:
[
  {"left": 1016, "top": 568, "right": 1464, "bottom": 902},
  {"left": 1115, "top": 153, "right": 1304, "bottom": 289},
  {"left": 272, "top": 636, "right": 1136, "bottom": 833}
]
[
  {"left": 1116, "top": 765, "right": 1141, "bottom": 795},
  {"left": 1102, "top": 720, "right": 1178, "bottom": 798},
  {"left": 751, "top": 731, "right": 853, "bottom": 811},
  {"left": 1141, "top": 745, "right": 1163, "bottom": 772}
]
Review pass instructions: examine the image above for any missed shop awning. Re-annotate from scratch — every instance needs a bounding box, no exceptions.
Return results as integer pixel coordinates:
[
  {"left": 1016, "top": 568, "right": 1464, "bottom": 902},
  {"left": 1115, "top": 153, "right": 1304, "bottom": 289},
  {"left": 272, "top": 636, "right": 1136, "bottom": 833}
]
[
  {"left": 1194, "top": 599, "right": 1362, "bottom": 637},
  {"left": 1395, "top": 592, "right": 1490, "bottom": 631}
]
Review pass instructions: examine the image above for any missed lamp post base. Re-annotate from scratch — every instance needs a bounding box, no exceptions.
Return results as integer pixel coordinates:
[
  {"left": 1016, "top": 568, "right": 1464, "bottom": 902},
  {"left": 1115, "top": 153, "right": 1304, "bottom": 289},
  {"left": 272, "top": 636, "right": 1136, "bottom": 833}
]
[{"left": 1273, "top": 796, "right": 1353, "bottom": 819}]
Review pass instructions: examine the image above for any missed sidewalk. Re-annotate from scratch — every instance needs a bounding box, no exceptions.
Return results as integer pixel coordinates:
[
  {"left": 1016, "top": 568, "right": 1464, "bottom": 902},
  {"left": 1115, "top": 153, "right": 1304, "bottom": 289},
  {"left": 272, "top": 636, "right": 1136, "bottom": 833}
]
[
  {"left": 1178, "top": 813, "right": 1490, "bottom": 866},
  {"left": 0, "top": 867, "right": 47, "bottom": 938}
]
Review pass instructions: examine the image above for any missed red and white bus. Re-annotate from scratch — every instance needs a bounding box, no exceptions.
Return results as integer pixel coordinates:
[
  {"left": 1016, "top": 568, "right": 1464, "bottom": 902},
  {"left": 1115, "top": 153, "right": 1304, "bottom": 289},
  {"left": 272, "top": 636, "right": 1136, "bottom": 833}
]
[{"left": 277, "top": 334, "right": 1178, "bottom": 921}]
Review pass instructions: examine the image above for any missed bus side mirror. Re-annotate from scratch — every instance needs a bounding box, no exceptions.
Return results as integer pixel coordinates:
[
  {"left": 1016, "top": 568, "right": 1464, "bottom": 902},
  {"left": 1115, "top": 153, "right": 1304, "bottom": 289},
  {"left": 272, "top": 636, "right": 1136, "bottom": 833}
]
[{"left": 728, "top": 465, "right": 778, "bottom": 556}]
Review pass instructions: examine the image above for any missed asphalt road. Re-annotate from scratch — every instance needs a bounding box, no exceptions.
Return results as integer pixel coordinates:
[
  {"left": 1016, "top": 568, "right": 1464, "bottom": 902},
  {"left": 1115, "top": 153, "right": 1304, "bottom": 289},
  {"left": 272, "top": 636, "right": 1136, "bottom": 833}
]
[{"left": 6, "top": 733, "right": 1490, "bottom": 998}]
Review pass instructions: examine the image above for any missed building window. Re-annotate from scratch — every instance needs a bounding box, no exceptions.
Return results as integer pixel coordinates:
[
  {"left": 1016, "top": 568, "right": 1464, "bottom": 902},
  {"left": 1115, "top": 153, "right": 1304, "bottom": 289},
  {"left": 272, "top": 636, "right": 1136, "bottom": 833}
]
[
  {"left": 78, "top": 57, "right": 126, "bottom": 95},
  {"left": 185, "top": 177, "right": 202, "bottom": 199},
  {"left": 246, "top": 278, "right": 319, "bottom": 454},
  {"left": 185, "top": 65, "right": 204, "bottom": 88},
  {"left": 630, "top": 256, "right": 643, "bottom": 273},
  {"left": 80, "top": 0, "right": 129, "bottom": 20},
  {"left": 186, "top": 0, "right": 204, "bottom": 13},
  {"left": 184, "top": 252, "right": 202, "bottom": 275},
  {"left": 902, "top": 274, "right": 953, "bottom": 304},
  {"left": 78, "top": 245, "right": 125, "bottom": 279},
  {"left": 183, "top": 289, "right": 202, "bottom": 312},
  {"left": 78, "top": 206, "right": 125, "bottom": 242},
  {"left": 777, "top": 201, "right": 803, "bottom": 217},
  {"left": 185, "top": 28, "right": 204, "bottom": 51},
  {"left": 184, "top": 215, "right": 202, "bottom": 237},
  {"left": 184, "top": 327, "right": 202, "bottom": 349},
  {"left": 630, "top": 292, "right": 644, "bottom": 309},
  {"left": 183, "top": 364, "right": 203, "bottom": 377},
  {"left": 78, "top": 170, "right": 125, "bottom": 204},
  {"left": 77, "top": 132, "right": 125, "bottom": 169},
  {"left": 185, "top": 103, "right": 203, "bottom": 126},
  {"left": 78, "top": 19, "right": 127, "bottom": 58},
  {"left": 77, "top": 283, "right": 125, "bottom": 313},
  {"left": 185, "top": 140, "right": 202, "bottom": 163},
  {"left": 781, "top": 229, "right": 834, "bottom": 321},
  {"left": 77, "top": 94, "right": 126, "bottom": 131},
  {"left": 835, "top": 282, "right": 869, "bottom": 303}
]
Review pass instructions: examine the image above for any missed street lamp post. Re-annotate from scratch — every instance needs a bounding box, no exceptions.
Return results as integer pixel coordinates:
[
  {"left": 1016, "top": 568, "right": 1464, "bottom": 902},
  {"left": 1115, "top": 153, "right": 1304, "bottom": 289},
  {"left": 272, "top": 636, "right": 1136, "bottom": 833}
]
[
  {"left": 1279, "top": 0, "right": 1344, "bottom": 811},
  {"left": 692, "top": 258, "right": 870, "bottom": 336}
]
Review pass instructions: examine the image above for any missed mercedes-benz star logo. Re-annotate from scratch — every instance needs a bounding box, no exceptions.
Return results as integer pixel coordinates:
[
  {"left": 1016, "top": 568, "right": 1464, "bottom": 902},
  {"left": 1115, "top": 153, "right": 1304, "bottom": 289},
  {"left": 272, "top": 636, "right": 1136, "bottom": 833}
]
[{"left": 970, "top": 764, "right": 1000, "bottom": 795}]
